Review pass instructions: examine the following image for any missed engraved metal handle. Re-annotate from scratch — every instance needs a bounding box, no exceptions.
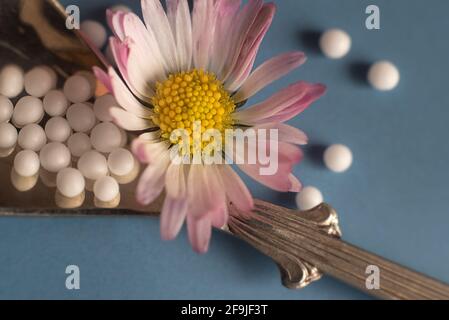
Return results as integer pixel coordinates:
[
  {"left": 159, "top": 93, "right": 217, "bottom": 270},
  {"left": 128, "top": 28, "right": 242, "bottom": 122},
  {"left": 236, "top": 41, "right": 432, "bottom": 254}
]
[{"left": 228, "top": 200, "right": 449, "bottom": 300}]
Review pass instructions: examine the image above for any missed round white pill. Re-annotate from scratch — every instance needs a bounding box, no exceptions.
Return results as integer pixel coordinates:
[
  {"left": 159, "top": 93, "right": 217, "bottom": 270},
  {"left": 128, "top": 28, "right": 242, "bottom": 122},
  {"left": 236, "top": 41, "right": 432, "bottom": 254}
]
[
  {"left": 94, "top": 176, "right": 119, "bottom": 202},
  {"left": 324, "top": 144, "right": 353, "bottom": 173},
  {"left": 67, "top": 132, "right": 92, "bottom": 158},
  {"left": 14, "top": 150, "right": 40, "bottom": 177},
  {"left": 296, "top": 186, "right": 324, "bottom": 211},
  {"left": 66, "top": 103, "right": 96, "bottom": 132},
  {"left": 108, "top": 148, "right": 134, "bottom": 176},
  {"left": 24, "top": 66, "right": 57, "bottom": 97},
  {"left": 0, "top": 122, "right": 18, "bottom": 149},
  {"left": 78, "top": 150, "right": 108, "bottom": 180},
  {"left": 57, "top": 168, "right": 86, "bottom": 198},
  {"left": 81, "top": 20, "right": 107, "bottom": 49},
  {"left": 93, "top": 94, "right": 117, "bottom": 122},
  {"left": 12, "top": 96, "right": 44, "bottom": 127},
  {"left": 90, "top": 122, "right": 122, "bottom": 153},
  {"left": 43, "top": 90, "right": 69, "bottom": 116},
  {"left": 0, "top": 64, "right": 24, "bottom": 98},
  {"left": 368, "top": 60, "right": 400, "bottom": 91},
  {"left": 45, "top": 117, "right": 72, "bottom": 142},
  {"left": 63, "top": 75, "right": 93, "bottom": 103},
  {"left": 18, "top": 124, "right": 47, "bottom": 152},
  {"left": 319, "top": 29, "right": 352, "bottom": 59},
  {"left": 0, "top": 95, "right": 13, "bottom": 123},
  {"left": 39, "top": 142, "right": 71, "bottom": 173},
  {"left": 110, "top": 4, "right": 132, "bottom": 12}
]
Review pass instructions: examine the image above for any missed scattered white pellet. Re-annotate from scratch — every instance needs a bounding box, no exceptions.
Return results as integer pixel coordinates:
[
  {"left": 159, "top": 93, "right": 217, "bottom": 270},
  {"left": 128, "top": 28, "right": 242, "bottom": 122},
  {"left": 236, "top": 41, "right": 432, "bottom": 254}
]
[
  {"left": 18, "top": 124, "right": 47, "bottom": 152},
  {"left": 368, "top": 60, "right": 400, "bottom": 91},
  {"left": 45, "top": 117, "right": 72, "bottom": 143},
  {"left": 108, "top": 148, "right": 134, "bottom": 177},
  {"left": 66, "top": 103, "right": 96, "bottom": 133},
  {"left": 67, "top": 132, "right": 92, "bottom": 158},
  {"left": 0, "top": 122, "right": 18, "bottom": 149},
  {"left": 14, "top": 150, "right": 40, "bottom": 177},
  {"left": 93, "top": 94, "right": 117, "bottom": 122},
  {"left": 90, "top": 122, "right": 122, "bottom": 153},
  {"left": 12, "top": 96, "right": 44, "bottom": 127},
  {"left": 63, "top": 75, "right": 93, "bottom": 103},
  {"left": 319, "top": 29, "right": 351, "bottom": 59},
  {"left": 39, "top": 142, "right": 71, "bottom": 173},
  {"left": 296, "top": 186, "right": 324, "bottom": 211},
  {"left": 43, "top": 90, "right": 69, "bottom": 116},
  {"left": 57, "top": 168, "right": 86, "bottom": 198},
  {"left": 94, "top": 176, "right": 119, "bottom": 203},
  {"left": 0, "top": 95, "right": 13, "bottom": 123},
  {"left": 324, "top": 144, "right": 353, "bottom": 173},
  {"left": 81, "top": 20, "right": 107, "bottom": 49},
  {"left": 0, "top": 64, "right": 24, "bottom": 98},
  {"left": 24, "top": 66, "right": 57, "bottom": 97},
  {"left": 77, "top": 150, "right": 108, "bottom": 180}
]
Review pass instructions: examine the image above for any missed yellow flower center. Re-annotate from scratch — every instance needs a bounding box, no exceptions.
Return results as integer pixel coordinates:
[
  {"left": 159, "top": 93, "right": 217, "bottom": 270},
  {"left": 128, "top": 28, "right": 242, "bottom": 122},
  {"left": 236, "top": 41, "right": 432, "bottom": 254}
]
[{"left": 152, "top": 70, "right": 236, "bottom": 147}]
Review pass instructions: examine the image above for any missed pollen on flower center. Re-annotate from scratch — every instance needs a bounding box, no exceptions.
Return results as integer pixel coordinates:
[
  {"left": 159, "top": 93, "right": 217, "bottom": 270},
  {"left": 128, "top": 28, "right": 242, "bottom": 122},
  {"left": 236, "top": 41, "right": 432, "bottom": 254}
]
[{"left": 152, "top": 69, "right": 236, "bottom": 145}]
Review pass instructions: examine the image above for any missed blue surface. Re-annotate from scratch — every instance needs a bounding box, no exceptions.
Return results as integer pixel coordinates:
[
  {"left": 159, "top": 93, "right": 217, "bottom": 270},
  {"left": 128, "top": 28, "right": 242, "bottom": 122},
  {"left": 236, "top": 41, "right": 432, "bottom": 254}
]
[{"left": 1, "top": 0, "right": 449, "bottom": 299}]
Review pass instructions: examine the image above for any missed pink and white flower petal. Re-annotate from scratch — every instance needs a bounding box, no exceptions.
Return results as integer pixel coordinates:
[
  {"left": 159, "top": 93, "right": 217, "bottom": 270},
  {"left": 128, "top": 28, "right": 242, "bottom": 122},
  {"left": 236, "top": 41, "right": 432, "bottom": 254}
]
[
  {"left": 132, "top": 139, "right": 170, "bottom": 164},
  {"left": 142, "top": 0, "right": 179, "bottom": 72},
  {"left": 220, "top": 0, "right": 264, "bottom": 82},
  {"left": 192, "top": 0, "right": 218, "bottom": 71},
  {"left": 167, "top": 0, "right": 193, "bottom": 71},
  {"left": 210, "top": 0, "right": 242, "bottom": 78},
  {"left": 136, "top": 151, "right": 171, "bottom": 205},
  {"left": 233, "top": 81, "right": 326, "bottom": 125},
  {"left": 253, "top": 123, "right": 308, "bottom": 145},
  {"left": 233, "top": 52, "right": 306, "bottom": 103},
  {"left": 106, "top": 9, "right": 126, "bottom": 41},
  {"left": 93, "top": 67, "right": 113, "bottom": 93},
  {"left": 160, "top": 197, "right": 189, "bottom": 241},
  {"left": 225, "top": 3, "right": 276, "bottom": 91},
  {"left": 187, "top": 214, "right": 212, "bottom": 254},
  {"left": 217, "top": 165, "right": 254, "bottom": 215},
  {"left": 110, "top": 107, "right": 155, "bottom": 131},
  {"left": 187, "top": 164, "right": 226, "bottom": 219}
]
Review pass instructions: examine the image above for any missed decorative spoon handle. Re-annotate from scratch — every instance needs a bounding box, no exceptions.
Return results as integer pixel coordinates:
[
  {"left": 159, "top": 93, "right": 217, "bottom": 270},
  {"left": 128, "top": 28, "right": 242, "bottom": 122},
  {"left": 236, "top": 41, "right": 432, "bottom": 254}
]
[{"left": 228, "top": 200, "right": 449, "bottom": 300}]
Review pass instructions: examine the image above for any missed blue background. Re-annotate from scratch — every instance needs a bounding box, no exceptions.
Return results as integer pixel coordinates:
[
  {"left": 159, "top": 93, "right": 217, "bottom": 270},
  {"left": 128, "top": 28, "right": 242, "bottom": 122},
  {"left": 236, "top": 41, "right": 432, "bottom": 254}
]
[{"left": 1, "top": 0, "right": 448, "bottom": 299}]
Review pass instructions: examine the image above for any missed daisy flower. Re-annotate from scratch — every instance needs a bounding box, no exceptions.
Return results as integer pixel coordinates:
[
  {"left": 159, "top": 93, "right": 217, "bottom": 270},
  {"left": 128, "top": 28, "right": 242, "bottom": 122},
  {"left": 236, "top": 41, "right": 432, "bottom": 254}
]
[{"left": 93, "top": 0, "right": 326, "bottom": 253}]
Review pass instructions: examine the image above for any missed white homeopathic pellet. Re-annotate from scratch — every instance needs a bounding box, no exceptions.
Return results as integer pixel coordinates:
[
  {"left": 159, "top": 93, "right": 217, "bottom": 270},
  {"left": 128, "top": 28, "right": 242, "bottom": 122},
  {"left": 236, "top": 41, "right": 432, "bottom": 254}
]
[
  {"left": 56, "top": 168, "right": 86, "bottom": 198},
  {"left": 18, "top": 124, "right": 47, "bottom": 152},
  {"left": 43, "top": 90, "right": 69, "bottom": 116},
  {"left": 296, "top": 186, "right": 324, "bottom": 211},
  {"left": 108, "top": 148, "right": 134, "bottom": 176},
  {"left": 94, "top": 176, "right": 120, "bottom": 203},
  {"left": 81, "top": 20, "right": 107, "bottom": 49},
  {"left": 45, "top": 117, "right": 72, "bottom": 142},
  {"left": 39, "top": 142, "right": 71, "bottom": 173},
  {"left": 67, "top": 132, "right": 92, "bottom": 158},
  {"left": 90, "top": 122, "right": 123, "bottom": 153},
  {"left": 77, "top": 150, "right": 108, "bottom": 180},
  {"left": 24, "top": 66, "right": 57, "bottom": 97},
  {"left": 368, "top": 60, "right": 400, "bottom": 91},
  {"left": 63, "top": 75, "right": 93, "bottom": 103},
  {"left": 93, "top": 94, "right": 117, "bottom": 122},
  {"left": 0, "top": 64, "right": 24, "bottom": 98},
  {"left": 324, "top": 144, "right": 353, "bottom": 173},
  {"left": 66, "top": 103, "right": 96, "bottom": 132},
  {"left": 0, "top": 122, "right": 18, "bottom": 149},
  {"left": 319, "top": 29, "right": 352, "bottom": 59},
  {"left": 12, "top": 96, "right": 44, "bottom": 127},
  {"left": 14, "top": 150, "right": 40, "bottom": 177},
  {"left": 0, "top": 95, "right": 13, "bottom": 123}
]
